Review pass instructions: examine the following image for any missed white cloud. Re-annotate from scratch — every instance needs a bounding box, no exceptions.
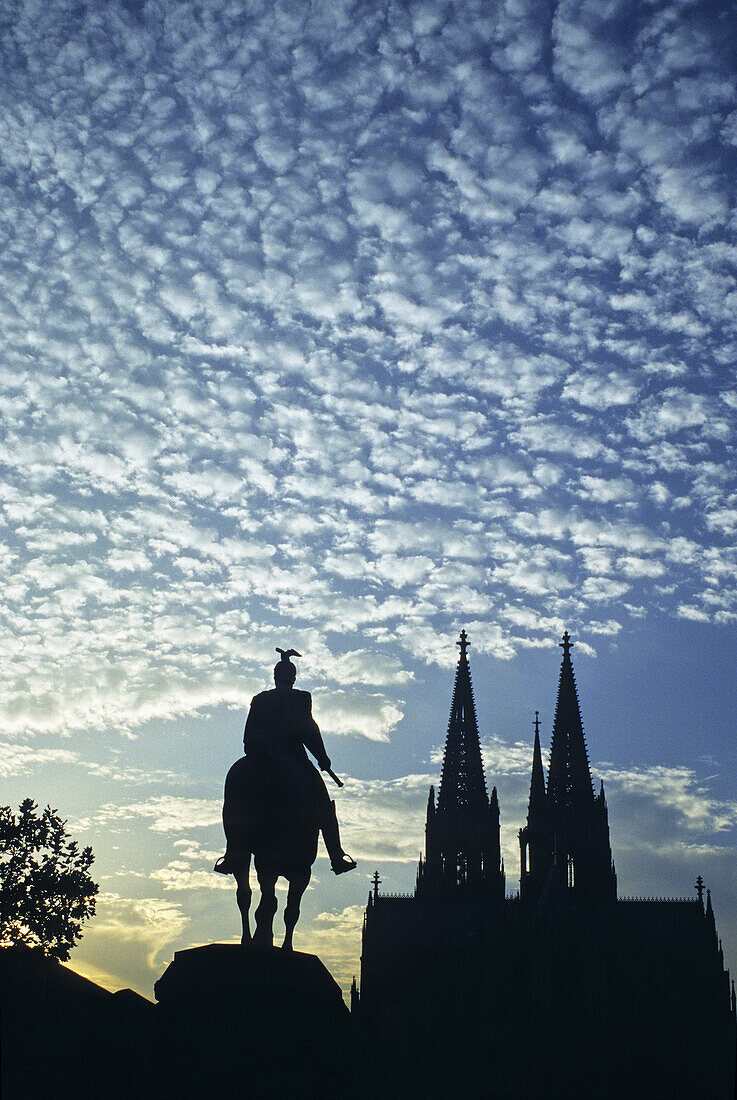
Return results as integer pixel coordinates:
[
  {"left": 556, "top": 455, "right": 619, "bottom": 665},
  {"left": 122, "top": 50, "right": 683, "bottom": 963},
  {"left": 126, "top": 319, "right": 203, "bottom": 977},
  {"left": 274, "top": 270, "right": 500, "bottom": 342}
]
[
  {"left": 150, "top": 861, "right": 232, "bottom": 891},
  {"left": 96, "top": 797, "right": 222, "bottom": 833},
  {"left": 563, "top": 371, "right": 639, "bottom": 409},
  {"left": 601, "top": 763, "right": 737, "bottom": 835},
  {"left": 73, "top": 892, "right": 189, "bottom": 993},
  {"left": 0, "top": 742, "right": 79, "bottom": 778}
]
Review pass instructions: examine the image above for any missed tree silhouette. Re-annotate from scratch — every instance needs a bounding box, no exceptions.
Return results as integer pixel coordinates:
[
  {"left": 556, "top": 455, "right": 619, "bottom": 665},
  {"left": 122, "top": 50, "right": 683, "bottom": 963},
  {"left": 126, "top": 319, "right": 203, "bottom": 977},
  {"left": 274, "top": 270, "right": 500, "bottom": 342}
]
[{"left": 0, "top": 798, "right": 98, "bottom": 961}]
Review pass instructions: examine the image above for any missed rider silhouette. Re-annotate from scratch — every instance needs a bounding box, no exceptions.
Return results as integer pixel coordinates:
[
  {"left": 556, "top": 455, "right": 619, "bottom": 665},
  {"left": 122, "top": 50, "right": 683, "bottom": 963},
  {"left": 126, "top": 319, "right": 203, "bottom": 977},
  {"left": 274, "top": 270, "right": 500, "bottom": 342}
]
[{"left": 215, "top": 648, "right": 356, "bottom": 876}]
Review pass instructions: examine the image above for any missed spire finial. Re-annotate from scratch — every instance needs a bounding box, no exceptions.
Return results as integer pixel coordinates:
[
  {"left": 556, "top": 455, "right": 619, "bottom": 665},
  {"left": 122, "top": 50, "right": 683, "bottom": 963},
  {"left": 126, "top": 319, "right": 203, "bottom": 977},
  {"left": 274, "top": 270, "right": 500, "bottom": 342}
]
[
  {"left": 534, "top": 710, "right": 540, "bottom": 736},
  {"left": 372, "top": 869, "right": 381, "bottom": 899},
  {"left": 458, "top": 630, "right": 469, "bottom": 659},
  {"left": 559, "top": 630, "right": 573, "bottom": 657},
  {"left": 695, "top": 874, "right": 705, "bottom": 907}
]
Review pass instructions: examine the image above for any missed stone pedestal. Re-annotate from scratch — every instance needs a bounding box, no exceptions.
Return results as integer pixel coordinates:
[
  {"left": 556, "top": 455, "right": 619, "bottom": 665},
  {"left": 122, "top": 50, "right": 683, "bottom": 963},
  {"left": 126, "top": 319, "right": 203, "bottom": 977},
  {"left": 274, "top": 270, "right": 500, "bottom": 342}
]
[{"left": 154, "top": 944, "right": 352, "bottom": 1099}]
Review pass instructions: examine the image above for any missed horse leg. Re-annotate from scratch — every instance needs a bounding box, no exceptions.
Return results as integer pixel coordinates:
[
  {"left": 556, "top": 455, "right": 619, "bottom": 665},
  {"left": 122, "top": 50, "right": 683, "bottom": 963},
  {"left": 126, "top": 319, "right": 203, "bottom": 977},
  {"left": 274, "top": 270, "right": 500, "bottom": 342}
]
[
  {"left": 283, "top": 870, "right": 310, "bottom": 952},
  {"left": 253, "top": 865, "right": 278, "bottom": 948},
  {"left": 233, "top": 853, "right": 252, "bottom": 945}
]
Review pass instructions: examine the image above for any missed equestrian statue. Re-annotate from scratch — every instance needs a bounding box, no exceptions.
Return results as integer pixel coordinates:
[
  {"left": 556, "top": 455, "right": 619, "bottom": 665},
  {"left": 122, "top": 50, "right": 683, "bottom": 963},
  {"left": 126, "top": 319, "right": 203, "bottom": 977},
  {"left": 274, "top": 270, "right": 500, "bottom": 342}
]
[{"left": 214, "top": 648, "right": 356, "bottom": 950}]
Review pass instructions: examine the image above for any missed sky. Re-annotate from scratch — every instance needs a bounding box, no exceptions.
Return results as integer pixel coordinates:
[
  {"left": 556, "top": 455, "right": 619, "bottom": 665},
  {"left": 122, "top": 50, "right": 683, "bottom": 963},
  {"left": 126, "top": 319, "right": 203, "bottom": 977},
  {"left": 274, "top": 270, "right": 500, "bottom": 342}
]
[{"left": 0, "top": 0, "right": 736, "bottom": 1000}]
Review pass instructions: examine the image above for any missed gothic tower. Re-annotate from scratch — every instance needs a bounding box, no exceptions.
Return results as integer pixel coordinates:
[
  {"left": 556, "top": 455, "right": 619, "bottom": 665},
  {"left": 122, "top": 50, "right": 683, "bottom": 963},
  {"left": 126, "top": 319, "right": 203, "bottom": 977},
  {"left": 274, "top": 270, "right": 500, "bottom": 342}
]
[
  {"left": 416, "top": 631, "right": 504, "bottom": 899},
  {"left": 520, "top": 631, "right": 616, "bottom": 903}
]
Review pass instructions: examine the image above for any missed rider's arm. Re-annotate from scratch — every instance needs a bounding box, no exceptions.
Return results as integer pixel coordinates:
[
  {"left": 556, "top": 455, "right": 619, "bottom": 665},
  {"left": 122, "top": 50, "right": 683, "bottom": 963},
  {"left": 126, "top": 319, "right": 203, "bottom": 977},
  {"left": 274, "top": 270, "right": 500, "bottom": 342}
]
[{"left": 300, "top": 693, "right": 331, "bottom": 771}]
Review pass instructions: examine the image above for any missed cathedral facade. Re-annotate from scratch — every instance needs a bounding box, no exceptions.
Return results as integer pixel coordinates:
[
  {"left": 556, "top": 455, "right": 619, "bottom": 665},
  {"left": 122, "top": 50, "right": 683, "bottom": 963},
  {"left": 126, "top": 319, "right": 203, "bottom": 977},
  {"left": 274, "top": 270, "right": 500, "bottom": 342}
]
[{"left": 355, "top": 633, "right": 736, "bottom": 1098}]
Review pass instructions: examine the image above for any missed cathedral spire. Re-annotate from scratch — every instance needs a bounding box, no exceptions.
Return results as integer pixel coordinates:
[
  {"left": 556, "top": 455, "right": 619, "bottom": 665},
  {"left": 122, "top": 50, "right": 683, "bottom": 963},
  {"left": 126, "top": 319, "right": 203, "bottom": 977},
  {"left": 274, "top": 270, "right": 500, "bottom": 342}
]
[
  {"left": 528, "top": 711, "right": 546, "bottom": 818},
  {"left": 437, "top": 630, "right": 487, "bottom": 813},
  {"left": 416, "top": 632, "right": 503, "bottom": 899},
  {"left": 547, "top": 631, "right": 594, "bottom": 814}
]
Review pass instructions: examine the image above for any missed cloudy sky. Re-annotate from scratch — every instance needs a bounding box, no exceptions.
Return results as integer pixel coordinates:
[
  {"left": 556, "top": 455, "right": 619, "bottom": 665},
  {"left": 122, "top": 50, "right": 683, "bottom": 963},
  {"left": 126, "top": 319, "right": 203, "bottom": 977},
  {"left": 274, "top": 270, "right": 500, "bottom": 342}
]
[{"left": 1, "top": 0, "right": 736, "bottom": 998}]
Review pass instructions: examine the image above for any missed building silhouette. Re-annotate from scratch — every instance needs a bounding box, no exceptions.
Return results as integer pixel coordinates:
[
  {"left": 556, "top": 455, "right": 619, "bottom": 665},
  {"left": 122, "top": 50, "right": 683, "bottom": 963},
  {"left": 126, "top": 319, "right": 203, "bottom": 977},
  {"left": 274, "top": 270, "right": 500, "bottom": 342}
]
[
  {"left": 3, "top": 631, "right": 735, "bottom": 1098},
  {"left": 356, "top": 632, "right": 736, "bottom": 1098}
]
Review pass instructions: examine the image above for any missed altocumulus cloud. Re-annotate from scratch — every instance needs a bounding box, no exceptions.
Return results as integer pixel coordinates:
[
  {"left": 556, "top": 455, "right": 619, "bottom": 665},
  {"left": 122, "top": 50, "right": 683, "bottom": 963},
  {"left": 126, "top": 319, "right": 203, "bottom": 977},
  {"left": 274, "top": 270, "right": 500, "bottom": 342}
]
[{"left": 0, "top": 0, "right": 735, "bottom": 743}]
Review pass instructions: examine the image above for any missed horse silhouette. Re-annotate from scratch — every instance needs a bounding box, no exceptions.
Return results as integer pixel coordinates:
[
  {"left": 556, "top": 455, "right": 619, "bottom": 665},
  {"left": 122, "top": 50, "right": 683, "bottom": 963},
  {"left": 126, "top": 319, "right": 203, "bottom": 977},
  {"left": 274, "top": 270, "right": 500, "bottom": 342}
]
[{"left": 221, "top": 755, "right": 320, "bottom": 950}]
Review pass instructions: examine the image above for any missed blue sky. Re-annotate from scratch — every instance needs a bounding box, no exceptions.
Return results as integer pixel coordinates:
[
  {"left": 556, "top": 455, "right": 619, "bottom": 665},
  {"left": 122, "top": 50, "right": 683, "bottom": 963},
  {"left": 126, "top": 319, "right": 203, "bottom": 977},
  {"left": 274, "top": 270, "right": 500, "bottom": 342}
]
[{"left": 0, "top": 0, "right": 736, "bottom": 997}]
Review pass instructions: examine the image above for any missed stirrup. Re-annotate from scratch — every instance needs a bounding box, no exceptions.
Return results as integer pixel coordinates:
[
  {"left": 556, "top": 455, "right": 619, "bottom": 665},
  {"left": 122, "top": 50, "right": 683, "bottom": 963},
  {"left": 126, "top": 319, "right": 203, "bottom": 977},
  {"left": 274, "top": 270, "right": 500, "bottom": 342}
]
[
  {"left": 214, "top": 855, "right": 232, "bottom": 875},
  {"left": 331, "top": 853, "right": 357, "bottom": 875}
]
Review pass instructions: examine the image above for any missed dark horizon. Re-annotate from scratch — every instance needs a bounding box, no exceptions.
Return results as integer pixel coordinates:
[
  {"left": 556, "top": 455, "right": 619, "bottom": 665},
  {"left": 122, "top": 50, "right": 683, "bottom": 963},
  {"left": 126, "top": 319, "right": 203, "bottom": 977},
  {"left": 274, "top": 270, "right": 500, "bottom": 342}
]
[{"left": 0, "top": 0, "right": 735, "bottom": 1004}]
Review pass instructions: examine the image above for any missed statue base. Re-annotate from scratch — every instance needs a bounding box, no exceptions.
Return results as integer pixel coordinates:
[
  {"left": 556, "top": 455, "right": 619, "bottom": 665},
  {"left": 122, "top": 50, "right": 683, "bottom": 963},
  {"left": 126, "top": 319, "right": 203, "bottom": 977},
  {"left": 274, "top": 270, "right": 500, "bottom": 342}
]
[{"left": 154, "top": 944, "right": 351, "bottom": 1098}]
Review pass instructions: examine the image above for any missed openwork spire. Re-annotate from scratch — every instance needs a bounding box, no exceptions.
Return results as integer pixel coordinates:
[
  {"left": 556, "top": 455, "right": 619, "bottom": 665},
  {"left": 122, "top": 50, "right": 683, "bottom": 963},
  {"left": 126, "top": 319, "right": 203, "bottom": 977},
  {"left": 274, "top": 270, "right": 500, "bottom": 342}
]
[
  {"left": 437, "top": 630, "right": 488, "bottom": 813},
  {"left": 417, "top": 631, "right": 504, "bottom": 899},
  {"left": 528, "top": 710, "right": 546, "bottom": 820},
  {"left": 547, "top": 631, "right": 594, "bottom": 813}
]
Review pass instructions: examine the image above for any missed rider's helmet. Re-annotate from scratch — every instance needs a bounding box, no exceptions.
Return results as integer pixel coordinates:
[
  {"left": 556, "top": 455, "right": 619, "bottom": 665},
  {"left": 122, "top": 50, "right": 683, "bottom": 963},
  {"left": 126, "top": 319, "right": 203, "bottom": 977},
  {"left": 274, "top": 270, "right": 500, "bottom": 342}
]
[{"left": 274, "top": 647, "right": 300, "bottom": 685}]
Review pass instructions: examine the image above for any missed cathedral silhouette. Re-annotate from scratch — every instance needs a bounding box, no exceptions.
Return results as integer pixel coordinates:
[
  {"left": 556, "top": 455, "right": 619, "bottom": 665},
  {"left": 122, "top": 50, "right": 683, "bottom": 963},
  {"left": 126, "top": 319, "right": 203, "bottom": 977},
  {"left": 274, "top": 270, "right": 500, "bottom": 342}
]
[{"left": 354, "top": 632, "right": 736, "bottom": 1098}]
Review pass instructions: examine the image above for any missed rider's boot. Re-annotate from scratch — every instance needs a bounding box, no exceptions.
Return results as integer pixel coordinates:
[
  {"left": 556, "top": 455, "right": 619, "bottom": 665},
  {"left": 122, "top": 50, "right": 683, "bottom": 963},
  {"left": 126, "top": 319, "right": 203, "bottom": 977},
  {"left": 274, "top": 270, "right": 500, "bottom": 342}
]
[
  {"left": 213, "top": 851, "right": 233, "bottom": 874},
  {"left": 322, "top": 800, "right": 357, "bottom": 875}
]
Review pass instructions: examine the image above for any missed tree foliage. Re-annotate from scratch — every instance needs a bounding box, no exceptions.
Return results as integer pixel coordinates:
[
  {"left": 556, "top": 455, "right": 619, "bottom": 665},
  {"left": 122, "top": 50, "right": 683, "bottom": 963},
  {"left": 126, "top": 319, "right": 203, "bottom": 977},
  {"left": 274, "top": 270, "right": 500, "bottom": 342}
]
[{"left": 0, "top": 798, "right": 98, "bottom": 961}]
